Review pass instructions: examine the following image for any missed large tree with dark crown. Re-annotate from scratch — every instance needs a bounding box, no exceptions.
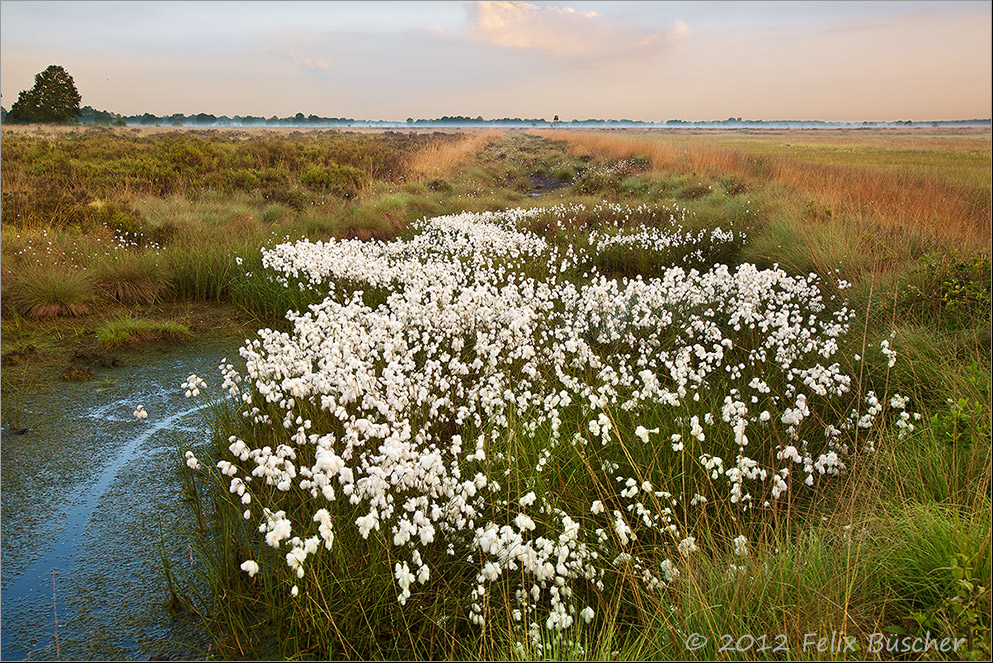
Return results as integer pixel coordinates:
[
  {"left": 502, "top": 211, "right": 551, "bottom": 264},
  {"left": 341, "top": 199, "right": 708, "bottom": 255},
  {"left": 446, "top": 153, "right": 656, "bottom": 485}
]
[{"left": 6, "top": 65, "right": 82, "bottom": 124}]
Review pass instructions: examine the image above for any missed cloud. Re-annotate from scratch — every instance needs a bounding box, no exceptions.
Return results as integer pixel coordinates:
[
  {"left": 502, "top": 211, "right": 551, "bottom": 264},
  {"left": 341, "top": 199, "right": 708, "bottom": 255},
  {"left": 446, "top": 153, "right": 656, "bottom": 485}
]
[
  {"left": 466, "top": 1, "right": 691, "bottom": 63},
  {"left": 290, "top": 52, "right": 332, "bottom": 72}
]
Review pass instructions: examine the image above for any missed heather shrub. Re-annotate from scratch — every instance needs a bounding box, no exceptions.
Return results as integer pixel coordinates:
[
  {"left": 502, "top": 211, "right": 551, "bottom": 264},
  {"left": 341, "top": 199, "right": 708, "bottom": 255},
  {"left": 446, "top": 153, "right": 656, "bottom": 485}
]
[{"left": 300, "top": 163, "right": 368, "bottom": 199}]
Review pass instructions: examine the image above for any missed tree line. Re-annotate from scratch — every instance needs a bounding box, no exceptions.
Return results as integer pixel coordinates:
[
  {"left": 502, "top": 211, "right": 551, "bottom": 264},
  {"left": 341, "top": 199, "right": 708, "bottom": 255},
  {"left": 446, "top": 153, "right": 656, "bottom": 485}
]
[{"left": 2, "top": 64, "right": 989, "bottom": 129}]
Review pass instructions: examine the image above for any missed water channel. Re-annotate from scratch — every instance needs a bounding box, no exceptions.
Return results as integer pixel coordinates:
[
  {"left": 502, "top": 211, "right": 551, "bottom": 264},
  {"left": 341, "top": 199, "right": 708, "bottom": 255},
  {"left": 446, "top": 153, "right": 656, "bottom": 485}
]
[{"left": 1, "top": 339, "right": 242, "bottom": 660}]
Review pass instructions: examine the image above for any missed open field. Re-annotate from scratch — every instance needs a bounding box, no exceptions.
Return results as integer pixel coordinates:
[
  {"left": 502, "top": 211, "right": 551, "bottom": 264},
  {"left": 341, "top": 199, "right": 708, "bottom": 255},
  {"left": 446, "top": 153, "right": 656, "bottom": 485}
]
[
  {"left": 1, "top": 126, "right": 990, "bottom": 660},
  {"left": 537, "top": 128, "right": 991, "bottom": 249}
]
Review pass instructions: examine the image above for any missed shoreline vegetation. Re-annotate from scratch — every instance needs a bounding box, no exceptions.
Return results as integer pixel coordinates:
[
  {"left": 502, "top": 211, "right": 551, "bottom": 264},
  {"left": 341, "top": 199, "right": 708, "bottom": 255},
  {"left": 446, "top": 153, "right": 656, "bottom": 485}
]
[{"left": 1, "top": 125, "right": 989, "bottom": 660}]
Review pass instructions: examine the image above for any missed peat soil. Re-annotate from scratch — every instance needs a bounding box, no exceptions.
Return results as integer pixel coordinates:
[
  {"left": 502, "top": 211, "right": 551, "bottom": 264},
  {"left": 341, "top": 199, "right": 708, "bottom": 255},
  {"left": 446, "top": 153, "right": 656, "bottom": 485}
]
[{"left": 528, "top": 175, "right": 572, "bottom": 196}]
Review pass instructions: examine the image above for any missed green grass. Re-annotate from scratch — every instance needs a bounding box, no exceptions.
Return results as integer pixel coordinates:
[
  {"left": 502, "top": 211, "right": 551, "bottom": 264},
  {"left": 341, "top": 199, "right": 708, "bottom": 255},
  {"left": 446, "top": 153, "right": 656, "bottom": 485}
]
[
  {"left": 7, "top": 263, "right": 98, "bottom": 318},
  {"left": 95, "top": 315, "right": 193, "bottom": 347}
]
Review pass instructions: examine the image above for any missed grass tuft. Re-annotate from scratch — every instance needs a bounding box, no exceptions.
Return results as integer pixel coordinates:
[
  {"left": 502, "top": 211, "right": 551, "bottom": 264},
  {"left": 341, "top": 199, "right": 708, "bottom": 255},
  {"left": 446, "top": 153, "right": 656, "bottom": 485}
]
[
  {"left": 95, "top": 315, "right": 193, "bottom": 347},
  {"left": 8, "top": 265, "right": 97, "bottom": 318},
  {"left": 94, "top": 250, "right": 166, "bottom": 305},
  {"left": 408, "top": 131, "right": 504, "bottom": 180}
]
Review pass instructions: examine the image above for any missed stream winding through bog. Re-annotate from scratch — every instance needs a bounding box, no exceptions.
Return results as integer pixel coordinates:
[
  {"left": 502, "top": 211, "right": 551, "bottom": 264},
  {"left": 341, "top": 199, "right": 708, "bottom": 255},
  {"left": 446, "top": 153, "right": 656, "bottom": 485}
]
[{"left": 1, "top": 339, "right": 241, "bottom": 660}]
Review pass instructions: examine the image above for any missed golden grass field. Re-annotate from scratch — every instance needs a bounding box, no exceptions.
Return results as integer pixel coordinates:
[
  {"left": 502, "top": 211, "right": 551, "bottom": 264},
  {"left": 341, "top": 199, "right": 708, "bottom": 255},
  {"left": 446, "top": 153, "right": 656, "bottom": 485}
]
[{"left": 537, "top": 127, "right": 991, "bottom": 250}]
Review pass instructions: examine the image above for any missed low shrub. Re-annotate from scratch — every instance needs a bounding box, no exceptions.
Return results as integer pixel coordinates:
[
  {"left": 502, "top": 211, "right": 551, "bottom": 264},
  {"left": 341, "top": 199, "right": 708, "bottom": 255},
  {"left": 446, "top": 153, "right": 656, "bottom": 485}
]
[
  {"left": 903, "top": 251, "right": 992, "bottom": 328},
  {"left": 0, "top": 185, "right": 93, "bottom": 229},
  {"left": 721, "top": 174, "right": 749, "bottom": 196},
  {"left": 260, "top": 185, "right": 309, "bottom": 211},
  {"left": 300, "top": 163, "right": 368, "bottom": 199}
]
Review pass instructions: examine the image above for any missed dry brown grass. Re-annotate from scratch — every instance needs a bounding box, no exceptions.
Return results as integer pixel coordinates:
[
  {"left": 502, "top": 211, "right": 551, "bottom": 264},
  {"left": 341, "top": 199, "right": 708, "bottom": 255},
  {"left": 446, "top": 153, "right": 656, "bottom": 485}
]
[
  {"left": 538, "top": 129, "right": 991, "bottom": 251},
  {"left": 407, "top": 131, "right": 505, "bottom": 180}
]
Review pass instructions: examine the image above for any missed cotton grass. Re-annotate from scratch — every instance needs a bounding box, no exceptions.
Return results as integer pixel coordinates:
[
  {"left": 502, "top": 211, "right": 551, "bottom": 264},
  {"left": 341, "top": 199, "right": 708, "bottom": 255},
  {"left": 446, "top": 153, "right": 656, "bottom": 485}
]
[{"left": 185, "top": 204, "right": 916, "bottom": 645}]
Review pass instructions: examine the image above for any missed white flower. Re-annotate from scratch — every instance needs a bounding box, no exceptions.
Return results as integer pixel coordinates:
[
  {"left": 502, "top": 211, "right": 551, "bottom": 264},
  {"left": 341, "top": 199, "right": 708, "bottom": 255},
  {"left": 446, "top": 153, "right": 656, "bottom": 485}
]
[
  {"left": 514, "top": 513, "right": 536, "bottom": 532},
  {"left": 395, "top": 561, "right": 415, "bottom": 605},
  {"left": 880, "top": 339, "right": 897, "bottom": 367},
  {"left": 240, "top": 560, "right": 260, "bottom": 577},
  {"left": 199, "top": 205, "right": 874, "bottom": 632},
  {"left": 181, "top": 373, "right": 207, "bottom": 398},
  {"left": 733, "top": 534, "right": 748, "bottom": 558},
  {"left": 660, "top": 558, "right": 680, "bottom": 582},
  {"left": 678, "top": 536, "right": 697, "bottom": 556},
  {"left": 614, "top": 511, "right": 632, "bottom": 546}
]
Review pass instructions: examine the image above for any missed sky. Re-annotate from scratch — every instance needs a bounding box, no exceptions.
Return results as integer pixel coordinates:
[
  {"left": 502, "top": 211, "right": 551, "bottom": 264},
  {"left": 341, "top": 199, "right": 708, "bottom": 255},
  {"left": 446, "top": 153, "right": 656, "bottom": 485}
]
[{"left": 1, "top": 1, "right": 990, "bottom": 122}]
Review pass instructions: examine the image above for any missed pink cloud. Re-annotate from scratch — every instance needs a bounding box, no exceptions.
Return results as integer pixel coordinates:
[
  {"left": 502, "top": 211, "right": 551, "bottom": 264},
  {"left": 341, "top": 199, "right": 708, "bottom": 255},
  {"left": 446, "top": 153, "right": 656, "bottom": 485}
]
[
  {"left": 466, "top": 1, "right": 691, "bottom": 62},
  {"left": 290, "top": 52, "right": 331, "bottom": 72}
]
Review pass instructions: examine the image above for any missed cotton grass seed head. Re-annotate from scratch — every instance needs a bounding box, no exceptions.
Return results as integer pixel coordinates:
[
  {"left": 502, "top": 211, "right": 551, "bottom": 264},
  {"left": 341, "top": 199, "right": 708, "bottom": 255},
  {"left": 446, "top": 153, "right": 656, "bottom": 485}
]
[{"left": 200, "top": 206, "right": 912, "bottom": 632}]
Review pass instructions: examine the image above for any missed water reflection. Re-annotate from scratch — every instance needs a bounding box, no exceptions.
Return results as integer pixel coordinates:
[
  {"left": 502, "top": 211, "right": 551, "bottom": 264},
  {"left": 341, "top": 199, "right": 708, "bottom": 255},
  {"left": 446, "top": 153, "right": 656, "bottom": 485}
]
[{"left": 1, "top": 339, "right": 241, "bottom": 660}]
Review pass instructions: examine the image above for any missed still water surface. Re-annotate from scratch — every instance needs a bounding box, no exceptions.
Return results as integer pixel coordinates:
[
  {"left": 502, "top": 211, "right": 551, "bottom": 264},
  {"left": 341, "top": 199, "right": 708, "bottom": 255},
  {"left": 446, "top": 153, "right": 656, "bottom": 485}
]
[{"left": 1, "top": 339, "right": 241, "bottom": 660}]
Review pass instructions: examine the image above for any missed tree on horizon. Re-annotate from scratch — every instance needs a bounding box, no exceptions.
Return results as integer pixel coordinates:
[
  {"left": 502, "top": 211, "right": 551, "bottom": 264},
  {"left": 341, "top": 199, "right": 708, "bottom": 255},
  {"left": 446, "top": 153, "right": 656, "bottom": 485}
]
[{"left": 5, "top": 65, "right": 82, "bottom": 124}]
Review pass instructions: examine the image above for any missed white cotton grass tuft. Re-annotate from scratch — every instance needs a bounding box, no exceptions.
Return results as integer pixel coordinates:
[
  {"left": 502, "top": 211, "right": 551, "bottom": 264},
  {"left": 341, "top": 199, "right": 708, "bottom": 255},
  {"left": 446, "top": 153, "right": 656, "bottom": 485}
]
[
  {"left": 191, "top": 205, "right": 917, "bottom": 633},
  {"left": 181, "top": 373, "right": 207, "bottom": 398}
]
